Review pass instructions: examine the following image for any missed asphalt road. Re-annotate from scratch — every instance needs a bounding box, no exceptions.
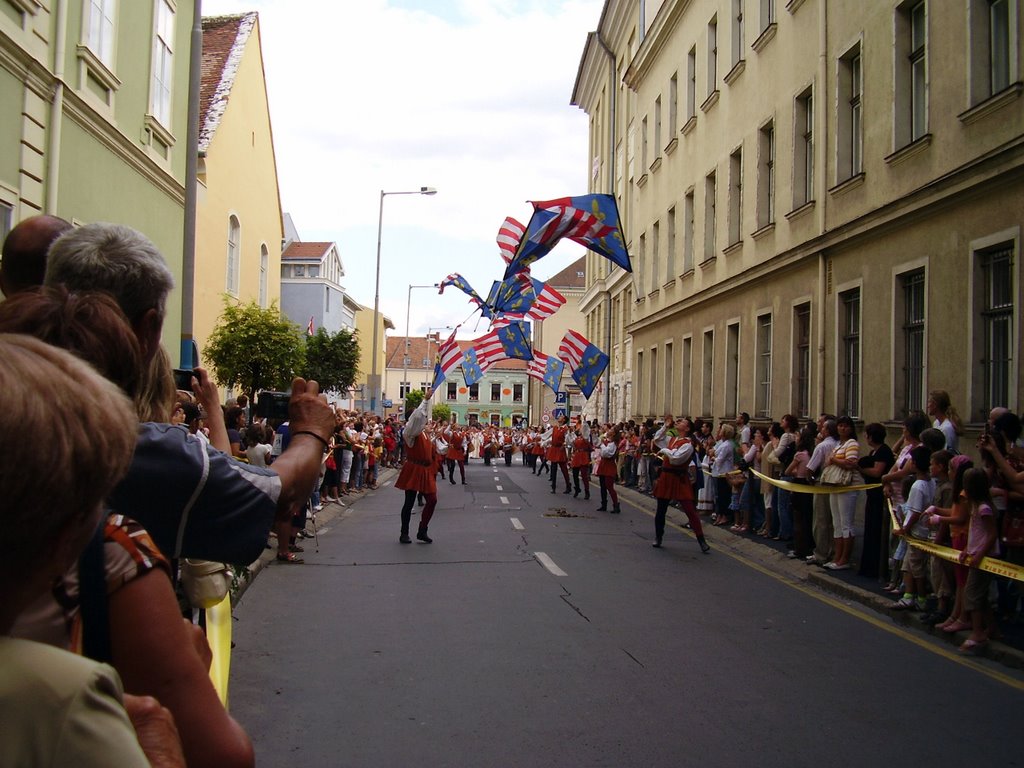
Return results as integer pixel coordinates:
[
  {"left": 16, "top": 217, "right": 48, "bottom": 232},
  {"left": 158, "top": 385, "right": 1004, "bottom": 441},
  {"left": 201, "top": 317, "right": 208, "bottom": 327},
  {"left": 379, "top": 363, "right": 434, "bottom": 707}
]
[{"left": 229, "top": 459, "right": 1024, "bottom": 767}]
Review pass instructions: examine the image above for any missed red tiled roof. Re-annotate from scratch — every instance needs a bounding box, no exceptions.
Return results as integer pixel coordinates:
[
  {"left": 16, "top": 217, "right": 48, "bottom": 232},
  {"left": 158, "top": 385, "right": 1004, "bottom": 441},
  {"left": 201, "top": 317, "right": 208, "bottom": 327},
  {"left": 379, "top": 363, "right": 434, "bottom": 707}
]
[
  {"left": 545, "top": 256, "right": 586, "bottom": 289},
  {"left": 199, "top": 13, "right": 257, "bottom": 152},
  {"left": 282, "top": 242, "right": 333, "bottom": 261},
  {"left": 385, "top": 337, "right": 528, "bottom": 371}
]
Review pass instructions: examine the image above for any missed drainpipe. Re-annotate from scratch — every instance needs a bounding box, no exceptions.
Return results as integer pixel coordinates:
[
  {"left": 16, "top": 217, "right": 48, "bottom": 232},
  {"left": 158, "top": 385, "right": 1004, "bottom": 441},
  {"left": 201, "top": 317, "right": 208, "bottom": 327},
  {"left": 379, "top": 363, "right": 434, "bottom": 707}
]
[
  {"left": 180, "top": 0, "right": 202, "bottom": 368},
  {"left": 597, "top": 30, "right": 616, "bottom": 425},
  {"left": 815, "top": 1, "right": 829, "bottom": 414},
  {"left": 45, "top": 0, "right": 68, "bottom": 215}
]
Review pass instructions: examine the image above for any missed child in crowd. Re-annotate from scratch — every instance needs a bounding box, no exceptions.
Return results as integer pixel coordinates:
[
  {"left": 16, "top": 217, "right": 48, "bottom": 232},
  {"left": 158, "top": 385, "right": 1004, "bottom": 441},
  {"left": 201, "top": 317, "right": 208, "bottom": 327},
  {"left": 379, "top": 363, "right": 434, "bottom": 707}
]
[
  {"left": 926, "top": 456, "right": 974, "bottom": 633},
  {"left": 892, "top": 445, "right": 935, "bottom": 611},
  {"left": 921, "top": 450, "right": 954, "bottom": 624},
  {"left": 367, "top": 436, "right": 382, "bottom": 489},
  {"left": 955, "top": 468, "right": 999, "bottom": 654}
]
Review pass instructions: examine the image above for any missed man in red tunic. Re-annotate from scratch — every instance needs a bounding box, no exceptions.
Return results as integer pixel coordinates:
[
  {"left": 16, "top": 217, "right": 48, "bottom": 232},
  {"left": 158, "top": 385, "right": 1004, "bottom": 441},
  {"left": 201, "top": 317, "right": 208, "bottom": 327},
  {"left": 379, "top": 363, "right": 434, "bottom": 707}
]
[
  {"left": 545, "top": 415, "right": 572, "bottom": 494},
  {"left": 445, "top": 425, "right": 467, "bottom": 484},
  {"left": 651, "top": 414, "right": 709, "bottom": 553},
  {"left": 570, "top": 419, "right": 593, "bottom": 499},
  {"left": 395, "top": 395, "right": 438, "bottom": 543}
]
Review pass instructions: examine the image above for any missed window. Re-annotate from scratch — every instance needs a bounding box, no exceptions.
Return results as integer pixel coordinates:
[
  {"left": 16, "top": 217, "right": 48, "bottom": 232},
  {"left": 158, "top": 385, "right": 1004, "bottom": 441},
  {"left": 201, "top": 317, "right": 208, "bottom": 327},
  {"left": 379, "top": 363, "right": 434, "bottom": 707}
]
[
  {"left": 226, "top": 215, "right": 240, "bottom": 294},
  {"left": 704, "top": 170, "right": 717, "bottom": 261},
  {"left": 967, "top": 0, "right": 1017, "bottom": 106},
  {"left": 259, "top": 244, "right": 268, "bottom": 307},
  {"left": 756, "top": 313, "right": 773, "bottom": 417},
  {"left": 732, "top": 0, "right": 745, "bottom": 67},
  {"left": 909, "top": 2, "right": 928, "bottom": 140},
  {"left": 990, "top": 0, "right": 1012, "bottom": 93},
  {"left": 669, "top": 73, "right": 679, "bottom": 134},
  {"left": 975, "top": 243, "right": 1015, "bottom": 418},
  {"left": 683, "top": 190, "right": 695, "bottom": 272},
  {"left": 447, "top": 382, "right": 457, "bottom": 401},
  {"left": 681, "top": 337, "right": 692, "bottom": 414},
  {"left": 469, "top": 383, "right": 479, "bottom": 401},
  {"left": 839, "top": 288, "right": 861, "bottom": 418},
  {"left": 0, "top": 202, "right": 12, "bottom": 243},
  {"left": 666, "top": 206, "right": 676, "bottom": 278},
  {"left": 707, "top": 16, "right": 719, "bottom": 97},
  {"left": 702, "top": 329, "right": 714, "bottom": 416},
  {"left": 895, "top": 269, "right": 926, "bottom": 418},
  {"left": 725, "top": 323, "right": 739, "bottom": 417},
  {"left": 757, "top": 120, "right": 775, "bottom": 227},
  {"left": 665, "top": 343, "right": 674, "bottom": 413},
  {"left": 86, "top": 0, "right": 117, "bottom": 68},
  {"left": 895, "top": 2, "right": 928, "bottom": 148},
  {"left": 636, "top": 350, "right": 644, "bottom": 414},
  {"left": 641, "top": 115, "right": 649, "bottom": 171},
  {"left": 794, "top": 89, "right": 814, "bottom": 207},
  {"left": 651, "top": 220, "right": 660, "bottom": 291},
  {"left": 793, "top": 302, "right": 811, "bottom": 418},
  {"left": 400, "top": 381, "right": 411, "bottom": 398},
  {"left": 760, "top": 0, "right": 776, "bottom": 31},
  {"left": 654, "top": 97, "right": 662, "bottom": 159},
  {"left": 491, "top": 382, "right": 501, "bottom": 402},
  {"left": 150, "top": 0, "right": 175, "bottom": 128},
  {"left": 513, "top": 383, "right": 523, "bottom": 402},
  {"left": 650, "top": 346, "right": 659, "bottom": 415},
  {"left": 638, "top": 232, "right": 646, "bottom": 295},
  {"left": 837, "top": 45, "right": 864, "bottom": 181},
  {"left": 728, "top": 147, "right": 743, "bottom": 245},
  {"left": 686, "top": 47, "right": 697, "bottom": 120}
]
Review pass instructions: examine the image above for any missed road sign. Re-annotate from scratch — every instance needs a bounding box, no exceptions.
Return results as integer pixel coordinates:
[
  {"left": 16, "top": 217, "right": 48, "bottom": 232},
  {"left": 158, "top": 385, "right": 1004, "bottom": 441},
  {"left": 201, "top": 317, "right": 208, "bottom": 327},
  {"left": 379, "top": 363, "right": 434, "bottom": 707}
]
[
  {"left": 542, "top": 414, "right": 550, "bottom": 423},
  {"left": 554, "top": 392, "right": 567, "bottom": 404},
  {"left": 552, "top": 408, "right": 566, "bottom": 419}
]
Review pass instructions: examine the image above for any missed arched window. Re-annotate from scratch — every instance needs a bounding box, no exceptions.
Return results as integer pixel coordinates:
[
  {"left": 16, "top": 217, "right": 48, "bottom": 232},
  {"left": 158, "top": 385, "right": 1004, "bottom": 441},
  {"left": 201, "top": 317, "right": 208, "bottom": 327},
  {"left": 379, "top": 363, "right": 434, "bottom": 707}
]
[
  {"left": 259, "top": 243, "right": 268, "bottom": 307},
  {"left": 226, "top": 215, "right": 240, "bottom": 294}
]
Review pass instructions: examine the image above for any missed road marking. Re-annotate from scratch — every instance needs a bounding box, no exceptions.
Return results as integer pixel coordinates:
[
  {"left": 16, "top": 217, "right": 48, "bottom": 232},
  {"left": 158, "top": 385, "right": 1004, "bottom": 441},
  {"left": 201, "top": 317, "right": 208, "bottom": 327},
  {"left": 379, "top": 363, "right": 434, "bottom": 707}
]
[
  {"left": 499, "top": 496, "right": 509, "bottom": 504},
  {"left": 494, "top": 477, "right": 500, "bottom": 482},
  {"left": 511, "top": 518, "right": 524, "bottom": 530},
  {"left": 618, "top": 495, "right": 1024, "bottom": 692},
  {"left": 496, "top": 485, "right": 503, "bottom": 491},
  {"left": 534, "top": 551, "right": 567, "bottom": 577}
]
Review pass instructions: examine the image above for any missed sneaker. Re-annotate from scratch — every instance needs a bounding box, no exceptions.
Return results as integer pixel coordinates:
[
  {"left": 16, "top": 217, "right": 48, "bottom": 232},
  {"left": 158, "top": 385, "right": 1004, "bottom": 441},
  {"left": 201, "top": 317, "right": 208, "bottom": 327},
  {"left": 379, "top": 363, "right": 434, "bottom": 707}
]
[
  {"left": 893, "top": 594, "right": 917, "bottom": 610},
  {"left": 915, "top": 597, "right": 929, "bottom": 612},
  {"left": 314, "top": 504, "right": 324, "bottom": 511},
  {"left": 786, "top": 551, "right": 798, "bottom": 559}
]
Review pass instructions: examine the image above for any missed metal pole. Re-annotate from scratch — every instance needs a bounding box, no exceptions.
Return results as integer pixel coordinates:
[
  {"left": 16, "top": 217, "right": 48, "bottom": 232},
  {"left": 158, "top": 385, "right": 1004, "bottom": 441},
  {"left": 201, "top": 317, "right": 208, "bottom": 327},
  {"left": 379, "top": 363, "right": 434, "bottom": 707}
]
[
  {"left": 180, "top": 0, "right": 203, "bottom": 368},
  {"left": 403, "top": 283, "right": 412, "bottom": 412},
  {"left": 369, "top": 189, "right": 385, "bottom": 415}
]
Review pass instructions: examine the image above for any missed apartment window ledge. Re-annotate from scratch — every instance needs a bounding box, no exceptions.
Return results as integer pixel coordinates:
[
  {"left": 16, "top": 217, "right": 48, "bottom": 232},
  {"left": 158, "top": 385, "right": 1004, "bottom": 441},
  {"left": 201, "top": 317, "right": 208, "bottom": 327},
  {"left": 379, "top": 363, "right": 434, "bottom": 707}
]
[
  {"left": 681, "top": 115, "right": 697, "bottom": 136},
  {"left": 828, "top": 171, "right": 866, "bottom": 197},
  {"left": 144, "top": 114, "right": 176, "bottom": 149},
  {"left": 649, "top": 156, "right": 663, "bottom": 174},
  {"left": 662, "top": 278, "right": 677, "bottom": 290},
  {"left": 76, "top": 45, "right": 122, "bottom": 93},
  {"left": 751, "top": 222, "right": 775, "bottom": 240},
  {"left": 786, "top": 0, "right": 807, "bottom": 13},
  {"left": 884, "top": 133, "right": 932, "bottom": 167},
  {"left": 785, "top": 200, "right": 815, "bottom": 222},
  {"left": 722, "top": 240, "right": 743, "bottom": 257},
  {"left": 700, "top": 89, "right": 720, "bottom": 113},
  {"left": 647, "top": 288, "right": 660, "bottom": 300},
  {"left": 9, "top": 0, "right": 41, "bottom": 14},
  {"left": 636, "top": 172, "right": 649, "bottom": 189},
  {"left": 680, "top": 268, "right": 695, "bottom": 280},
  {"left": 724, "top": 59, "right": 746, "bottom": 86},
  {"left": 664, "top": 136, "right": 679, "bottom": 156},
  {"left": 958, "top": 83, "right": 1023, "bottom": 126},
  {"left": 752, "top": 23, "right": 778, "bottom": 53},
  {"left": 699, "top": 255, "right": 718, "bottom": 270}
]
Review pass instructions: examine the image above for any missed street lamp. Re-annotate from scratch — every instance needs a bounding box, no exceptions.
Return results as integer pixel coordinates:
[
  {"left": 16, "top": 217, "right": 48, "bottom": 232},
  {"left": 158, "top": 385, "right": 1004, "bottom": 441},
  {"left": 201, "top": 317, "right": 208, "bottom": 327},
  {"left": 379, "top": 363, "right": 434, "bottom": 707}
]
[
  {"left": 369, "top": 186, "right": 437, "bottom": 416},
  {"left": 403, "top": 283, "right": 438, "bottom": 407}
]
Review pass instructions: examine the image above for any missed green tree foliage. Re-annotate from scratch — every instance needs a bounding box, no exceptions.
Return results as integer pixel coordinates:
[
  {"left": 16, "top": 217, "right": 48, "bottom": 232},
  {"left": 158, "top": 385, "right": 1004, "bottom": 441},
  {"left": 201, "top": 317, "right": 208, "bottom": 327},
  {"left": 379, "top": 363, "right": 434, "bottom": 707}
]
[
  {"left": 304, "top": 326, "right": 360, "bottom": 397},
  {"left": 405, "top": 389, "right": 425, "bottom": 417},
  {"left": 431, "top": 403, "right": 452, "bottom": 423},
  {"left": 204, "top": 299, "right": 305, "bottom": 400}
]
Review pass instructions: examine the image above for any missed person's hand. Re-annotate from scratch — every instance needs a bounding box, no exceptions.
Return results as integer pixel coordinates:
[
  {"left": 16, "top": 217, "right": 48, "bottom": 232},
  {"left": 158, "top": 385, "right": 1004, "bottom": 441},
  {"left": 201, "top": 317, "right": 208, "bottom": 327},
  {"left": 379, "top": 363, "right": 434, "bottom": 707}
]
[
  {"left": 978, "top": 433, "right": 993, "bottom": 453},
  {"left": 190, "top": 367, "right": 221, "bottom": 414},
  {"left": 183, "top": 619, "right": 212, "bottom": 671},
  {"left": 287, "top": 378, "right": 333, "bottom": 441},
  {"left": 123, "top": 694, "right": 186, "bottom": 768}
]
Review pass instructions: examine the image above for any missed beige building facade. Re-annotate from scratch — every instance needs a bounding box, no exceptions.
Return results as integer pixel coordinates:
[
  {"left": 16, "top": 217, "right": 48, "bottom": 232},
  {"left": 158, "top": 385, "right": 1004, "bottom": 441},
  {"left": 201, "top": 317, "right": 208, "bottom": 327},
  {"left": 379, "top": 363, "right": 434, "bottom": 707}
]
[{"left": 574, "top": 0, "right": 1022, "bottom": 432}]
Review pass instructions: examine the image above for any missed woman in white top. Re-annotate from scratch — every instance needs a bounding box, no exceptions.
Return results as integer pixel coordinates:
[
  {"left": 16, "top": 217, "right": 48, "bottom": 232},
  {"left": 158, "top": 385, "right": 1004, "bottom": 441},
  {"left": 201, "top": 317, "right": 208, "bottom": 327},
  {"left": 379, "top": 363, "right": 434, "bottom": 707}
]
[{"left": 927, "top": 389, "right": 963, "bottom": 453}]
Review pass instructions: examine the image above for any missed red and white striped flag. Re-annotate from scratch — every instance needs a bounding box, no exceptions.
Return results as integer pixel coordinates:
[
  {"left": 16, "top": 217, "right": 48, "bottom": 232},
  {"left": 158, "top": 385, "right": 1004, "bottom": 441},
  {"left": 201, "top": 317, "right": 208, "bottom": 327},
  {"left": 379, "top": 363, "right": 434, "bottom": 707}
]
[
  {"left": 490, "top": 313, "right": 528, "bottom": 330},
  {"left": 558, "top": 329, "right": 590, "bottom": 369},
  {"left": 527, "top": 283, "right": 566, "bottom": 321},
  {"left": 527, "top": 350, "right": 552, "bottom": 383},
  {"left": 496, "top": 216, "right": 526, "bottom": 264},
  {"left": 306, "top": 317, "right": 315, "bottom": 336},
  {"left": 430, "top": 329, "right": 463, "bottom": 390},
  {"left": 473, "top": 330, "right": 508, "bottom": 367}
]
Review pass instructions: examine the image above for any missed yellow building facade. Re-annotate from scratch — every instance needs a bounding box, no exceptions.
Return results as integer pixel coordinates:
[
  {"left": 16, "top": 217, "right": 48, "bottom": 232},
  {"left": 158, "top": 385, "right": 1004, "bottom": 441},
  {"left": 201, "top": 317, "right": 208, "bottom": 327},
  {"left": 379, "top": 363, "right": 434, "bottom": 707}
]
[{"left": 574, "top": 0, "right": 1023, "bottom": 431}]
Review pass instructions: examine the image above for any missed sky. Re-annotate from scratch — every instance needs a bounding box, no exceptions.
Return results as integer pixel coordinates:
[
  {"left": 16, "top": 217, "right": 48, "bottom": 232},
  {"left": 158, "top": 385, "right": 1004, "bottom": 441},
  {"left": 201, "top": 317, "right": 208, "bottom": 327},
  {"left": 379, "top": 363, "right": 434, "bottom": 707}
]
[{"left": 200, "top": 0, "right": 603, "bottom": 340}]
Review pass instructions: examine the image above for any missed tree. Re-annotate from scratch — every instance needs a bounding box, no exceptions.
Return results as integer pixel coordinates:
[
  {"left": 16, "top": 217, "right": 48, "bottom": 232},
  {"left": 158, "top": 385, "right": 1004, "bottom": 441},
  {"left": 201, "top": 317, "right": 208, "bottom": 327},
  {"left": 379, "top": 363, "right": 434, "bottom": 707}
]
[
  {"left": 431, "top": 403, "right": 452, "bottom": 423},
  {"left": 304, "top": 326, "right": 360, "bottom": 397},
  {"left": 204, "top": 299, "right": 305, "bottom": 401},
  {"left": 404, "top": 389, "right": 425, "bottom": 417}
]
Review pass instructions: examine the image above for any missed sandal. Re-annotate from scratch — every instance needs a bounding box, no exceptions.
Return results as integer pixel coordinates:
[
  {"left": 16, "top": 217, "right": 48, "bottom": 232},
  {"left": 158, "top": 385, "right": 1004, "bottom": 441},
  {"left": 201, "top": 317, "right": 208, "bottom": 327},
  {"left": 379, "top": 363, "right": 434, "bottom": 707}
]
[
  {"left": 276, "top": 552, "right": 304, "bottom": 564},
  {"left": 942, "top": 620, "right": 970, "bottom": 633},
  {"left": 957, "top": 637, "right": 988, "bottom": 655}
]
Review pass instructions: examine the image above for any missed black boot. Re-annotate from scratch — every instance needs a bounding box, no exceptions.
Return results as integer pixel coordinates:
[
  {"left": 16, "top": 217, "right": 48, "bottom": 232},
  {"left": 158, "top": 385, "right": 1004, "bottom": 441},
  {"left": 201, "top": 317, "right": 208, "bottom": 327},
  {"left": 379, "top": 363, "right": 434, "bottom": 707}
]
[
  {"left": 563, "top": 486, "right": 572, "bottom": 494},
  {"left": 596, "top": 498, "right": 608, "bottom": 512},
  {"left": 417, "top": 527, "right": 432, "bottom": 543},
  {"left": 698, "top": 535, "right": 710, "bottom": 554},
  {"left": 400, "top": 530, "right": 412, "bottom": 544},
  {"left": 652, "top": 536, "right": 663, "bottom": 548},
  {"left": 584, "top": 489, "right": 590, "bottom": 500},
  {"left": 611, "top": 503, "right": 621, "bottom": 514},
  {"left": 573, "top": 485, "right": 580, "bottom": 498}
]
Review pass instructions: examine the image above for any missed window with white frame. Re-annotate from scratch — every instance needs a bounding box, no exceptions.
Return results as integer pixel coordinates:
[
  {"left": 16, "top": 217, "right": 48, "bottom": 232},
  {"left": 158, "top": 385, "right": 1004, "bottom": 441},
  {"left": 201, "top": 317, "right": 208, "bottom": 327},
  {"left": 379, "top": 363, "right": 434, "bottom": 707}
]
[
  {"left": 707, "top": 16, "right": 719, "bottom": 98},
  {"left": 641, "top": 115, "right": 649, "bottom": 171},
  {"left": 683, "top": 190, "right": 694, "bottom": 273},
  {"left": 704, "top": 171, "right": 717, "bottom": 262},
  {"left": 513, "top": 383, "right": 523, "bottom": 402},
  {"left": 650, "top": 346, "right": 659, "bottom": 415},
  {"left": 491, "top": 382, "right": 501, "bottom": 402},
  {"left": 0, "top": 201, "right": 12, "bottom": 243},
  {"left": 989, "top": 0, "right": 1012, "bottom": 94},
  {"left": 654, "top": 97, "right": 662, "bottom": 160},
  {"left": 793, "top": 302, "right": 811, "bottom": 418},
  {"left": 839, "top": 287, "right": 861, "bottom": 418},
  {"left": 447, "top": 382, "right": 457, "bottom": 400},
  {"left": 86, "top": 0, "right": 117, "bottom": 68},
  {"left": 757, "top": 120, "right": 775, "bottom": 227},
  {"left": 728, "top": 146, "right": 743, "bottom": 245},
  {"left": 400, "top": 381, "right": 411, "bottom": 398},
  {"left": 665, "top": 342, "right": 674, "bottom": 412},
  {"left": 636, "top": 350, "right": 644, "bottom": 414},
  {"left": 794, "top": 88, "right": 814, "bottom": 207},
  {"left": 895, "top": 2, "right": 928, "bottom": 148},
  {"left": 732, "top": 0, "right": 745, "bottom": 68},
  {"left": 760, "top": 0, "right": 776, "bottom": 32},
  {"left": 669, "top": 73, "right": 679, "bottom": 134},
  {"left": 651, "top": 220, "right": 660, "bottom": 291},
  {"left": 896, "top": 269, "right": 926, "bottom": 418},
  {"left": 150, "top": 0, "right": 175, "bottom": 128},
  {"left": 725, "top": 323, "right": 739, "bottom": 417},
  {"left": 687, "top": 47, "right": 697, "bottom": 121},
  {"left": 681, "top": 336, "right": 692, "bottom": 414},
  {"left": 469, "top": 383, "right": 479, "bottom": 401},
  {"left": 666, "top": 206, "right": 676, "bottom": 278},
  {"left": 974, "top": 243, "right": 1014, "bottom": 419},
  {"left": 756, "top": 313, "right": 773, "bottom": 417},
  {"left": 226, "top": 215, "right": 240, "bottom": 294},
  {"left": 837, "top": 44, "right": 864, "bottom": 181},
  {"left": 701, "top": 329, "right": 714, "bottom": 416},
  {"left": 969, "top": 0, "right": 1015, "bottom": 102},
  {"left": 638, "top": 232, "right": 646, "bottom": 294}
]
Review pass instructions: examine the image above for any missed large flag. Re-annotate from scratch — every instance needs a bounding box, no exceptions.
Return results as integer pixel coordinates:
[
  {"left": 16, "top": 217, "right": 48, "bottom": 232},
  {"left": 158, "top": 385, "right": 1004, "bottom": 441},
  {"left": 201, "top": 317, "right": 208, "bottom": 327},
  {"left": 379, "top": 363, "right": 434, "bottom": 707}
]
[
  {"left": 526, "top": 279, "right": 566, "bottom": 321},
  {"left": 460, "top": 346, "right": 491, "bottom": 386},
  {"left": 558, "top": 329, "right": 609, "bottom": 399},
  {"left": 527, "top": 350, "right": 565, "bottom": 394},
  {"left": 485, "top": 277, "right": 535, "bottom": 316},
  {"left": 496, "top": 216, "right": 526, "bottom": 264},
  {"left": 430, "top": 329, "right": 462, "bottom": 391},
  {"left": 504, "top": 194, "right": 631, "bottom": 279},
  {"left": 494, "top": 322, "right": 533, "bottom": 360},
  {"left": 438, "top": 273, "right": 485, "bottom": 308}
]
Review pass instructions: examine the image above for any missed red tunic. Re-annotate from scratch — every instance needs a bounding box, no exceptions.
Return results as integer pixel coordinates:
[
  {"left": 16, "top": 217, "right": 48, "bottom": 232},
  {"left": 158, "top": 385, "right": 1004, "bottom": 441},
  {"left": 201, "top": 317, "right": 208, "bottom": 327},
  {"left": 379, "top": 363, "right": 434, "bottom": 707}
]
[
  {"left": 447, "top": 431, "right": 466, "bottom": 461},
  {"left": 570, "top": 435, "right": 592, "bottom": 469},
  {"left": 395, "top": 432, "right": 437, "bottom": 494},
  {"left": 653, "top": 436, "right": 694, "bottom": 502},
  {"left": 530, "top": 436, "right": 544, "bottom": 456},
  {"left": 546, "top": 425, "right": 568, "bottom": 463},
  {"left": 595, "top": 441, "right": 618, "bottom": 478}
]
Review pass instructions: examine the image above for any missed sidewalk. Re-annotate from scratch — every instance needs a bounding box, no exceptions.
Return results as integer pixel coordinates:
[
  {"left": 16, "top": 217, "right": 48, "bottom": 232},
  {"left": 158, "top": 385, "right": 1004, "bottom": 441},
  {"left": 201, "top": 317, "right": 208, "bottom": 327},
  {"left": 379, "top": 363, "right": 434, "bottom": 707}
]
[{"left": 612, "top": 480, "right": 1024, "bottom": 672}]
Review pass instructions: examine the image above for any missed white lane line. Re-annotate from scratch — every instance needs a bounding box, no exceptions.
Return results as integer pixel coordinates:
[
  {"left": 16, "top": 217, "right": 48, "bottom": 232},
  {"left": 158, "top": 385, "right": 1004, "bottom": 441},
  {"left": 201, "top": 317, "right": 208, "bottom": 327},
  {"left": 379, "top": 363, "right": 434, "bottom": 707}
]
[
  {"left": 499, "top": 496, "right": 509, "bottom": 504},
  {"left": 493, "top": 476, "right": 500, "bottom": 482},
  {"left": 511, "top": 517, "right": 524, "bottom": 531},
  {"left": 496, "top": 485, "right": 503, "bottom": 491},
  {"left": 534, "top": 552, "right": 567, "bottom": 577}
]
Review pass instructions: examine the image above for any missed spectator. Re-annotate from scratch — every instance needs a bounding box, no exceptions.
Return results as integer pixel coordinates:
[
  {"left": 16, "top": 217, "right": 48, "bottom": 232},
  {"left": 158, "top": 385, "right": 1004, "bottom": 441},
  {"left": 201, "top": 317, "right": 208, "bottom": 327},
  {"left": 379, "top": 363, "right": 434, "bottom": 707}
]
[
  {"left": 927, "top": 389, "right": 963, "bottom": 453},
  {"left": 891, "top": 445, "right": 935, "bottom": 611},
  {"left": 822, "top": 416, "right": 864, "bottom": 571},
  {"left": 858, "top": 423, "right": 895, "bottom": 579},
  {"left": 956, "top": 468, "right": 999, "bottom": 654},
  {"left": 805, "top": 417, "right": 838, "bottom": 565},
  {"left": 0, "top": 214, "right": 72, "bottom": 297}
]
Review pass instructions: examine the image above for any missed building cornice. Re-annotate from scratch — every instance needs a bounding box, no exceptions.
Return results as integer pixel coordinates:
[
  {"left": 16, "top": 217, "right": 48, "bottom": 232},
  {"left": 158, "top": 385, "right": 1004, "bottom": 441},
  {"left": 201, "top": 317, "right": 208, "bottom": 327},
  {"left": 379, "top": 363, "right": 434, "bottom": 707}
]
[{"left": 624, "top": 0, "right": 693, "bottom": 90}]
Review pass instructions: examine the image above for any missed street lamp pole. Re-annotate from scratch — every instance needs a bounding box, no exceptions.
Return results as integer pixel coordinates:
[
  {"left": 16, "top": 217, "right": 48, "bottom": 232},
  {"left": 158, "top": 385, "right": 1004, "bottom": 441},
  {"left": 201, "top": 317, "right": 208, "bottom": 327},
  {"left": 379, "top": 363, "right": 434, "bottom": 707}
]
[
  {"left": 403, "top": 283, "right": 438, "bottom": 411},
  {"left": 370, "top": 186, "right": 437, "bottom": 416}
]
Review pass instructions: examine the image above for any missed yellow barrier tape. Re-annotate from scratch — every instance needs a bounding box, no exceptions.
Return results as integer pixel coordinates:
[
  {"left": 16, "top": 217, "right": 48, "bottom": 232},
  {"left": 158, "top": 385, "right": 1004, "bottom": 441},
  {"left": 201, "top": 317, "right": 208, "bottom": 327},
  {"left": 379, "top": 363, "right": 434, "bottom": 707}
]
[
  {"left": 206, "top": 594, "right": 232, "bottom": 707},
  {"left": 887, "top": 500, "right": 1024, "bottom": 583},
  {"left": 749, "top": 467, "right": 882, "bottom": 494}
]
